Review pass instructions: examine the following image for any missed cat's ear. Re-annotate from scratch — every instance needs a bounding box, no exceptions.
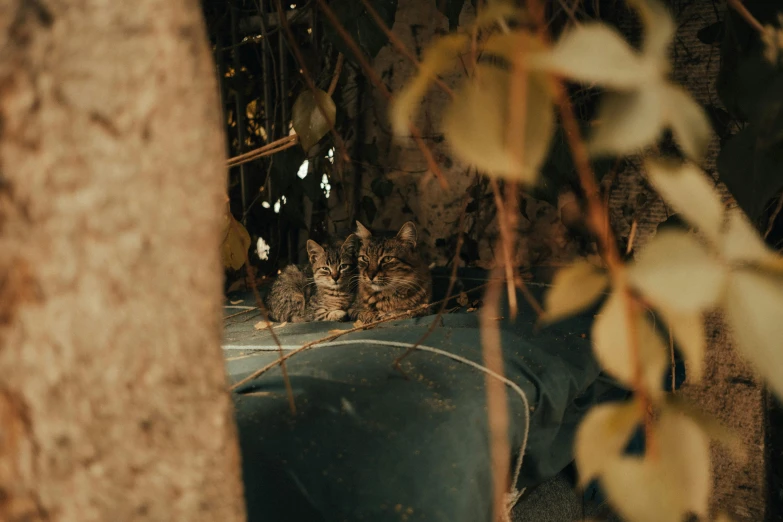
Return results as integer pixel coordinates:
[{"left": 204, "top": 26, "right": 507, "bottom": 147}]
[
  {"left": 396, "top": 221, "right": 417, "bottom": 247},
  {"left": 306, "top": 240, "right": 324, "bottom": 263},
  {"left": 341, "top": 234, "right": 359, "bottom": 255},
  {"left": 355, "top": 221, "right": 372, "bottom": 240}
]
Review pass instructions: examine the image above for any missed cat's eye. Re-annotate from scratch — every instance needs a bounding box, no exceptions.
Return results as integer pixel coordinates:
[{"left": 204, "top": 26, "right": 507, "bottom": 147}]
[
  {"left": 358, "top": 255, "right": 369, "bottom": 263},
  {"left": 319, "top": 267, "right": 330, "bottom": 272},
  {"left": 339, "top": 263, "right": 351, "bottom": 271},
  {"left": 380, "top": 256, "right": 395, "bottom": 264}
]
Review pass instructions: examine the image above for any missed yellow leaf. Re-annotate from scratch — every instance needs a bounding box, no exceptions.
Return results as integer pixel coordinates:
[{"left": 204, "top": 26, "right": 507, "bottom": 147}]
[
  {"left": 527, "top": 23, "right": 653, "bottom": 89},
  {"left": 292, "top": 88, "right": 336, "bottom": 152},
  {"left": 628, "top": 229, "right": 727, "bottom": 312},
  {"left": 221, "top": 212, "right": 251, "bottom": 271},
  {"left": 659, "top": 308, "right": 706, "bottom": 382},
  {"left": 541, "top": 259, "right": 609, "bottom": 325},
  {"left": 442, "top": 65, "right": 555, "bottom": 184},
  {"left": 644, "top": 159, "right": 725, "bottom": 244},
  {"left": 663, "top": 83, "right": 712, "bottom": 162},
  {"left": 574, "top": 399, "right": 641, "bottom": 486},
  {"left": 723, "top": 268, "right": 783, "bottom": 400},
  {"left": 390, "top": 33, "right": 469, "bottom": 137},
  {"left": 720, "top": 208, "right": 777, "bottom": 265},
  {"left": 666, "top": 396, "right": 747, "bottom": 462},
  {"left": 626, "top": 0, "right": 675, "bottom": 62},
  {"left": 602, "top": 408, "right": 711, "bottom": 522},
  {"left": 591, "top": 290, "right": 668, "bottom": 395},
  {"left": 588, "top": 87, "right": 664, "bottom": 157}
]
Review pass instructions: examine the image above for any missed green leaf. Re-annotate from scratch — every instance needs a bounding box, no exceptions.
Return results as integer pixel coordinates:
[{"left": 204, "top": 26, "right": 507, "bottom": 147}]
[
  {"left": 436, "top": 0, "right": 465, "bottom": 30},
  {"left": 723, "top": 268, "right": 783, "bottom": 400},
  {"left": 442, "top": 64, "right": 556, "bottom": 184},
  {"left": 361, "top": 195, "right": 377, "bottom": 224},
  {"left": 628, "top": 229, "right": 727, "bottom": 312},
  {"left": 588, "top": 87, "right": 664, "bottom": 157},
  {"left": 602, "top": 408, "right": 711, "bottom": 522},
  {"left": 541, "top": 260, "right": 609, "bottom": 325},
  {"left": 574, "top": 399, "right": 641, "bottom": 487},
  {"left": 292, "top": 88, "right": 337, "bottom": 153},
  {"left": 528, "top": 23, "right": 654, "bottom": 90},
  {"left": 591, "top": 289, "right": 669, "bottom": 396},
  {"left": 322, "top": 0, "right": 398, "bottom": 62},
  {"left": 644, "top": 159, "right": 725, "bottom": 245},
  {"left": 716, "top": 124, "right": 783, "bottom": 222}
]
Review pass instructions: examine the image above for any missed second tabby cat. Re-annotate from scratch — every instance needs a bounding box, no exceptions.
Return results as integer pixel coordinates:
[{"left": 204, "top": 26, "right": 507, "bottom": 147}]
[
  {"left": 266, "top": 235, "right": 358, "bottom": 322},
  {"left": 349, "top": 221, "right": 432, "bottom": 323}
]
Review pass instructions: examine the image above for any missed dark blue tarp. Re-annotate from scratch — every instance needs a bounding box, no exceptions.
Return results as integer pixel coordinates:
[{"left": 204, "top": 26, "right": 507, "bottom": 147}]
[{"left": 226, "top": 269, "right": 629, "bottom": 522}]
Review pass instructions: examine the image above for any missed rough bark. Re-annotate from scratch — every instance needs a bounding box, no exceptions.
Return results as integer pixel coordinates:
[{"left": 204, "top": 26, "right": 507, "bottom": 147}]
[{"left": 0, "top": 1, "right": 246, "bottom": 521}]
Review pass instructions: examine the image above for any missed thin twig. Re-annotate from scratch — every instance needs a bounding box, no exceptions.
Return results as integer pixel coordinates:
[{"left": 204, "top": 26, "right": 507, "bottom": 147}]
[
  {"left": 315, "top": 0, "right": 450, "bottom": 189},
  {"left": 327, "top": 53, "right": 344, "bottom": 95},
  {"left": 669, "top": 327, "right": 676, "bottom": 393},
  {"left": 490, "top": 179, "right": 519, "bottom": 318},
  {"left": 764, "top": 192, "right": 783, "bottom": 239},
  {"left": 358, "top": 0, "right": 456, "bottom": 98},
  {"left": 229, "top": 215, "right": 296, "bottom": 414},
  {"left": 727, "top": 0, "right": 766, "bottom": 34},
  {"left": 227, "top": 137, "right": 300, "bottom": 168},
  {"left": 626, "top": 219, "right": 638, "bottom": 255},
  {"left": 480, "top": 266, "right": 511, "bottom": 522}
]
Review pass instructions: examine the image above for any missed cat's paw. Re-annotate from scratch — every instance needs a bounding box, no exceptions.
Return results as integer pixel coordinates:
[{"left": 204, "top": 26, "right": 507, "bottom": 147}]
[
  {"left": 325, "top": 310, "right": 348, "bottom": 321},
  {"left": 356, "top": 310, "right": 379, "bottom": 323},
  {"left": 291, "top": 315, "right": 307, "bottom": 323}
]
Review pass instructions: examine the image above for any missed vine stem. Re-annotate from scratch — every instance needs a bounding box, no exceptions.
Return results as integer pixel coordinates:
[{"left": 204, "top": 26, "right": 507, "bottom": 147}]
[
  {"left": 727, "top": 0, "right": 766, "bottom": 34},
  {"left": 224, "top": 50, "right": 345, "bottom": 169},
  {"left": 522, "top": 0, "right": 656, "bottom": 452}
]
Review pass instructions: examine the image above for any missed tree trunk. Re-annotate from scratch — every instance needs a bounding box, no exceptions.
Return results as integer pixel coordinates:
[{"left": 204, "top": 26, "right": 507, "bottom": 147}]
[{"left": 0, "top": 1, "right": 246, "bottom": 521}]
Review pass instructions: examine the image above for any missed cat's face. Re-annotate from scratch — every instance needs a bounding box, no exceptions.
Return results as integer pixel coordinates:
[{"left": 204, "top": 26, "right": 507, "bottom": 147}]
[
  {"left": 306, "top": 235, "right": 358, "bottom": 291},
  {"left": 355, "top": 221, "right": 422, "bottom": 291}
]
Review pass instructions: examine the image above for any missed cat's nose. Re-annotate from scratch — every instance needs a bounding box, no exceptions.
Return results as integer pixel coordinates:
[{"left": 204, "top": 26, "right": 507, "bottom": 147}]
[
  {"left": 331, "top": 272, "right": 339, "bottom": 282},
  {"left": 367, "top": 269, "right": 377, "bottom": 280}
]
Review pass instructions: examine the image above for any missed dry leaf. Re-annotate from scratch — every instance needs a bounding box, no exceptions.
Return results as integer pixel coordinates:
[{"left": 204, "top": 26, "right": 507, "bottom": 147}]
[
  {"left": 602, "top": 408, "right": 711, "bottom": 522},
  {"left": 664, "top": 83, "right": 712, "bottom": 162},
  {"left": 644, "top": 159, "right": 725, "bottom": 244},
  {"left": 659, "top": 308, "right": 706, "bottom": 382},
  {"left": 591, "top": 289, "right": 668, "bottom": 395},
  {"left": 627, "top": 0, "right": 675, "bottom": 61},
  {"left": 628, "top": 229, "right": 726, "bottom": 312},
  {"left": 255, "top": 320, "right": 286, "bottom": 330},
  {"left": 221, "top": 212, "right": 251, "bottom": 271},
  {"left": 720, "top": 208, "right": 777, "bottom": 265},
  {"left": 527, "top": 23, "right": 653, "bottom": 89},
  {"left": 390, "top": 33, "right": 468, "bottom": 137},
  {"left": 666, "top": 396, "right": 747, "bottom": 462},
  {"left": 292, "top": 88, "right": 336, "bottom": 152},
  {"left": 230, "top": 299, "right": 244, "bottom": 305},
  {"left": 723, "top": 268, "right": 783, "bottom": 400},
  {"left": 541, "top": 260, "right": 609, "bottom": 325},
  {"left": 528, "top": 1, "right": 710, "bottom": 162},
  {"left": 442, "top": 64, "right": 555, "bottom": 184},
  {"left": 574, "top": 399, "right": 641, "bottom": 486},
  {"left": 588, "top": 87, "right": 664, "bottom": 157}
]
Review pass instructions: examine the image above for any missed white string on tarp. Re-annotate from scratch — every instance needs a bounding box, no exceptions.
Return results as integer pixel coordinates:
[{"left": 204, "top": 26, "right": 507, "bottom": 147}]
[{"left": 231, "top": 338, "right": 532, "bottom": 518}]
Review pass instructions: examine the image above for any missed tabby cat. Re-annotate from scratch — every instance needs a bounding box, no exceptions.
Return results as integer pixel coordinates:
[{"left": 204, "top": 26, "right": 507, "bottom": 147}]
[
  {"left": 266, "top": 235, "right": 358, "bottom": 322},
  {"left": 349, "top": 221, "right": 432, "bottom": 323}
]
